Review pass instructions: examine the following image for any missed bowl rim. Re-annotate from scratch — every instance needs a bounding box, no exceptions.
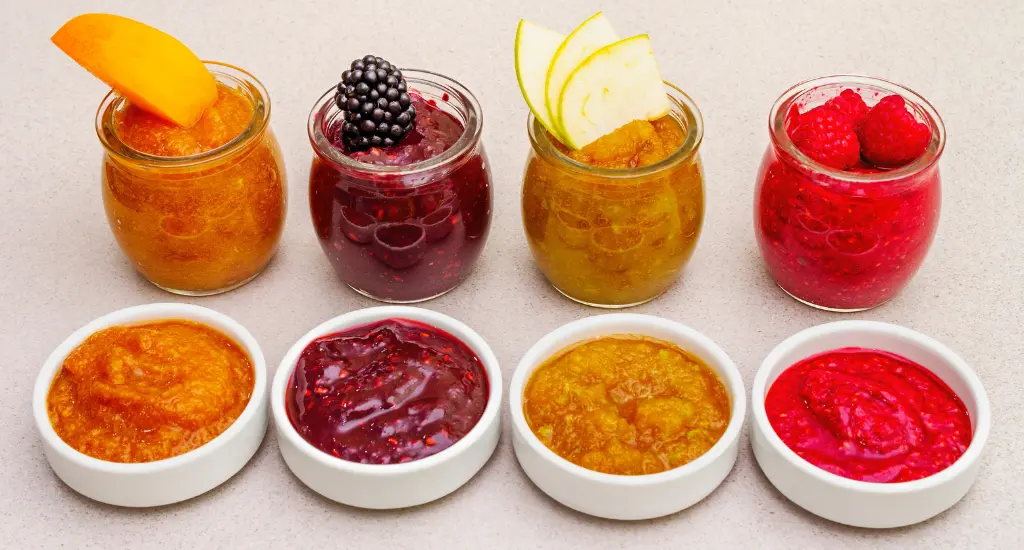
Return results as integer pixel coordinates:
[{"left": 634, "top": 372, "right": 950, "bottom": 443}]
[
  {"left": 32, "top": 302, "right": 268, "bottom": 474},
  {"left": 508, "top": 313, "right": 747, "bottom": 487},
  {"left": 750, "top": 320, "right": 991, "bottom": 494},
  {"left": 270, "top": 306, "right": 503, "bottom": 476}
]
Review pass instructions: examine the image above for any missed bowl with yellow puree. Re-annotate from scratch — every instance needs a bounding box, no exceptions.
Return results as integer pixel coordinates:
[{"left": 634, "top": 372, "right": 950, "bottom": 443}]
[
  {"left": 509, "top": 314, "right": 745, "bottom": 520},
  {"left": 32, "top": 303, "right": 267, "bottom": 507}
]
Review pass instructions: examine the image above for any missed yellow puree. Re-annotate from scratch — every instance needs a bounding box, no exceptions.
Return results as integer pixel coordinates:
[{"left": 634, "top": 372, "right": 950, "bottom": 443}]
[{"left": 523, "top": 335, "right": 730, "bottom": 475}]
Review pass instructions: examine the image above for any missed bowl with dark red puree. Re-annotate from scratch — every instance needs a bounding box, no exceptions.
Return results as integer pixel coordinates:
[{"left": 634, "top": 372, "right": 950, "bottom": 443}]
[
  {"left": 308, "top": 55, "right": 492, "bottom": 303},
  {"left": 751, "top": 321, "right": 990, "bottom": 528},
  {"left": 271, "top": 306, "right": 501, "bottom": 509}
]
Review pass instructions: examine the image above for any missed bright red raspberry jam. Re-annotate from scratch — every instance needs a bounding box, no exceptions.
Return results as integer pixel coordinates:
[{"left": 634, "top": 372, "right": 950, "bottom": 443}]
[
  {"left": 755, "top": 78, "right": 943, "bottom": 311},
  {"left": 309, "top": 88, "right": 492, "bottom": 303},
  {"left": 765, "top": 348, "right": 971, "bottom": 483},
  {"left": 286, "top": 319, "right": 489, "bottom": 465}
]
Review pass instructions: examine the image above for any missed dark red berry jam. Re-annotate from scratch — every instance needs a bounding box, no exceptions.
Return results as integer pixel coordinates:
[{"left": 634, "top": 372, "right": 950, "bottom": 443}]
[
  {"left": 755, "top": 84, "right": 941, "bottom": 311},
  {"left": 310, "top": 93, "right": 492, "bottom": 302},
  {"left": 286, "top": 319, "right": 489, "bottom": 465}
]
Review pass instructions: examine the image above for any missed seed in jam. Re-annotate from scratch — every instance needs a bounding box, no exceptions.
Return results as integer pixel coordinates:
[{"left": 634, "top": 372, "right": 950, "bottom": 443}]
[{"left": 286, "top": 319, "right": 489, "bottom": 464}]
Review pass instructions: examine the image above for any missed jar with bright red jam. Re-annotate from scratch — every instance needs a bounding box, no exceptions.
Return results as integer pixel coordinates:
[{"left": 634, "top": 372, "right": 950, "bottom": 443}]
[
  {"left": 765, "top": 348, "right": 971, "bottom": 483},
  {"left": 286, "top": 319, "right": 489, "bottom": 464},
  {"left": 754, "top": 76, "right": 945, "bottom": 311},
  {"left": 308, "top": 71, "right": 492, "bottom": 303}
]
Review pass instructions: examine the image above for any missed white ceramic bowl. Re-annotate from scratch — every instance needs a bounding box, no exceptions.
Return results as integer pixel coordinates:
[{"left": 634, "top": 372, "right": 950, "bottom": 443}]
[
  {"left": 509, "top": 313, "right": 746, "bottom": 520},
  {"left": 271, "top": 306, "right": 502, "bottom": 509},
  {"left": 750, "top": 320, "right": 990, "bottom": 528},
  {"left": 32, "top": 303, "right": 268, "bottom": 507}
]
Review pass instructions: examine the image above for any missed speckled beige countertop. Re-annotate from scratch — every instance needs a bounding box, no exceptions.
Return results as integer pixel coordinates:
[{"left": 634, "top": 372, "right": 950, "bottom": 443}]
[{"left": 2, "top": 0, "right": 1022, "bottom": 548}]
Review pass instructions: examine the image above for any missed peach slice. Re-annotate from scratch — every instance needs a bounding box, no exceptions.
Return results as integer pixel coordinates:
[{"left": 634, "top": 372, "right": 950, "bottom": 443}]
[{"left": 52, "top": 13, "right": 217, "bottom": 127}]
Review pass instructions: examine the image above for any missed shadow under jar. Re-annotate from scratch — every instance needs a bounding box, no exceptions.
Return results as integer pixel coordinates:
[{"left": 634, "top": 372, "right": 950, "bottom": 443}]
[
  {"left": 308, "top": 71, "right": 492, "bottom": 303},
  {"left": 98, "top": 62, "right": 287, "bottom": 296},
  {"left": 754, "top": 76, "right": 945, "bottom": 312},
  {"left": 522, "top": 82, "right": 705, "bottom": 308}
]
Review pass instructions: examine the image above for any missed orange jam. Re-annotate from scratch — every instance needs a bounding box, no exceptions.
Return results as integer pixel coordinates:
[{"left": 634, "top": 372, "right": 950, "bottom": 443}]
[
  {"left": 101, "top": 77, "right": 286, "bottom": 295},
  {"left": 522, "top": 117, "right": 704, "bottom": 307},
  {"left": 46, "top": 320, "right": 254, "bottom": 463},
  {"left": 114, "top": 82, "right": 254, "bottom": 156},
  {"left": 523, "top": 335, "right": 729, "bottom": 475}
]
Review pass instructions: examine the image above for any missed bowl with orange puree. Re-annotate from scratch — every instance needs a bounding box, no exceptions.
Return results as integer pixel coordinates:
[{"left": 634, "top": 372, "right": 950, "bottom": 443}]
[
  {"left": 271, "top": 306, "right": 502, "bottom": 509},
  {"left": 509, "top": 314, "right": 745, "bottom": 520},
  {"left": 32, "top": 304, "right": 267, "bottom": 507}
]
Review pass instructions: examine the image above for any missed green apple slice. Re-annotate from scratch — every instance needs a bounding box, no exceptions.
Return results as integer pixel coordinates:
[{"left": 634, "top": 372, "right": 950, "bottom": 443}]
[
  {"left": 515, "top": 20, "right": 566, "bottom": 142},
  {"left": 557, "top": 34, "right": 673, "bottom": 150},
  {"left": 544, "top": 12, "right": 618, "bottom": 140}
]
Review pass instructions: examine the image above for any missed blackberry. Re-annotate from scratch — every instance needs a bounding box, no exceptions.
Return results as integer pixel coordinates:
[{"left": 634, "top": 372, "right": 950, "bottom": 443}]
[{"left": 335, "top": 55, "right": 416, "bottom": 151}]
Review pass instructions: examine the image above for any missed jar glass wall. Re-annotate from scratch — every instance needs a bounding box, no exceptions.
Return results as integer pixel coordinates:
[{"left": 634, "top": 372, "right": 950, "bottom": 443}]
[
  {"left": 308, "top": 70, "right": 492, "bottom": 303},
  {"left": 98, "top": 62, "right": 287, "bottom": 296},
  {"left": 754, "top": 75, "right": 945, "bottom": 311},
  {"left": 521, "top": 82, "right": 705, "bottom": 308}
]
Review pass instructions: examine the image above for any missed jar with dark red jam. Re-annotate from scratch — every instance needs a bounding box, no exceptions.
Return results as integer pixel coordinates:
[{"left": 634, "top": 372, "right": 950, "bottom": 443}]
[
  {"left": 754, "top": 76, "right": 945, "bottom": 311},
  {"left": 308, "top": 70, "right": 492, "bottom": 303}
]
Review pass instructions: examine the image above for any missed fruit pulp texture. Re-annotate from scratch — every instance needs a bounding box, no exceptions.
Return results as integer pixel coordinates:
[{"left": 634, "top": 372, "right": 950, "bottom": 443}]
[
  {"left": 524, "top": 336, "right": 730, "bottom": 475},
  {"left": 523, "top": 117, "right": 703, "bottom": 306},
  {"left": 310, "top": 95, "right": 492, "bottom": 302},
  {"left": 755, "top": 145, "right": 940, "bottom": 310},
  {"left": 286, "top": 319, "right": 489, "bottom": 464},
  {"left": 765, "top": 348, "right": 971, "bottom": 483},
  {"left": 103, "top": 82, "right": 286, "bottom": 294},
  {"left": 47, "top": 320, "right": 254, "bottom": 463}
]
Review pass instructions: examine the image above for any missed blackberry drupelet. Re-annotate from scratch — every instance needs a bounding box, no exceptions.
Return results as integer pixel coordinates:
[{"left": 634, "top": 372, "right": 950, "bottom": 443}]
[{"left": 335, "top": 55, "right": 417, "bottom": 151}]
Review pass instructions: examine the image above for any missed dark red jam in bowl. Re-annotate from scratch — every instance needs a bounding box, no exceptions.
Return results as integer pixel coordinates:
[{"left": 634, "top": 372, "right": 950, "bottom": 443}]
[
  {"left": 286, "top": 319, "right": 490, "bottom": 465},
  {"left": 754, "top": 79, "right": 943, "bottom": 311},
  {"left": 765, "top": 348, "right": 971, "bottom": 483},
  {"left": 309, "top": 78, "right": 492, "bottom": 303}
]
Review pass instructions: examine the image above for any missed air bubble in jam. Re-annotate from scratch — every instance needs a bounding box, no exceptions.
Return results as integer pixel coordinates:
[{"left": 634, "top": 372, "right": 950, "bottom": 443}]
[{"left": 286, "top": 319, "right": 489, "bottom": 464}]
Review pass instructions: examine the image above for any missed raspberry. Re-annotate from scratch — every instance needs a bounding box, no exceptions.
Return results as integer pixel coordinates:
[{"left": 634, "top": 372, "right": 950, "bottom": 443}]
[
  {"left": 857, "top": 95, "right": 932, "bottom": 168},
  {"left": 788, "top": 105, "right": 862, "bottom": 170},
  {"left": 825, "top": 89, "right": 869, "bottom": 128}
]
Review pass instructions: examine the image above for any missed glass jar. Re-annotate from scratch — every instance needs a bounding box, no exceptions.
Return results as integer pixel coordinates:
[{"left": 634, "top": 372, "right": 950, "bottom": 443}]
[
  {"left": 521, "top": 83, "right": 705, "bottom": 308},
  {"left": 754, "top": 75, "right": 945, "bottom": 311},
  {"left": 98, "top": 62, "right": 287, "bottom": 296},
  {"left": 308, "top": 70, "right": 492, "bottom": 303}
]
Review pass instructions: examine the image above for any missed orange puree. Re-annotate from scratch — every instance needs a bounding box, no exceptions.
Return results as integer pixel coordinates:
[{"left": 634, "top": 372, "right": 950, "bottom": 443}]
[
  {"left": 113, "top": 82, "right": 253, "bottom": 156},
  {"left": 47, "top": 320, "right": 254, "bottom": 463},
  {"left": 523, "top": 335, "right": 729, "bottom": 475}
]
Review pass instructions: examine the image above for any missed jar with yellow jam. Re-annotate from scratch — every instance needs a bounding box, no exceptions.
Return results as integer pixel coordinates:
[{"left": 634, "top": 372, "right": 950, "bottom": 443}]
[{"left": 521, "top": 83, "right": 705, "bottom": 308}]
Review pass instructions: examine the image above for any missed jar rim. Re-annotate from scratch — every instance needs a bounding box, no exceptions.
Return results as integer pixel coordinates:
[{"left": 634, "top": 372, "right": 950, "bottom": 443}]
[
  {"left": 526, "top": 81, "right": 704, "bottom": 179},
  {"left": 94, "top": 61, "right": 272, "bottom": 169},
  {"left": 769, "top": 74, "right": 946, "bottom": 183},
  {"left": 307, "top": 69, "right": 483, "bottom": 178}
]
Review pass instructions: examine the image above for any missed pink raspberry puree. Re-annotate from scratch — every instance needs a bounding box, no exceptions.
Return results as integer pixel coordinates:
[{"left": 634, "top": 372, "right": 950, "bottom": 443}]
[{"left": 765, "top": 347, "right": 971, "bottom": 483}]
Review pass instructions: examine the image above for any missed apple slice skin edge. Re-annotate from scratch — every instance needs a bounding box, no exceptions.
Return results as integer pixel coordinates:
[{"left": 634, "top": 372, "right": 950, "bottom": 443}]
[
  {"left": 514, "top": 19, "right": 567, "bottom": 144},
  {"left": 543, "top": 11, "right": 618, "bottom": 144}
]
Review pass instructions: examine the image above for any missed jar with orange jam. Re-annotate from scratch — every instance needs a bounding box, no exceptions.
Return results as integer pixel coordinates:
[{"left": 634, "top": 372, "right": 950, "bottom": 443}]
[
  {"left": 97, "top": 62, "right": 286, "bottom": 295},
  {"left": 521, "top": 83, "right": 705, "bottom": 308}
]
